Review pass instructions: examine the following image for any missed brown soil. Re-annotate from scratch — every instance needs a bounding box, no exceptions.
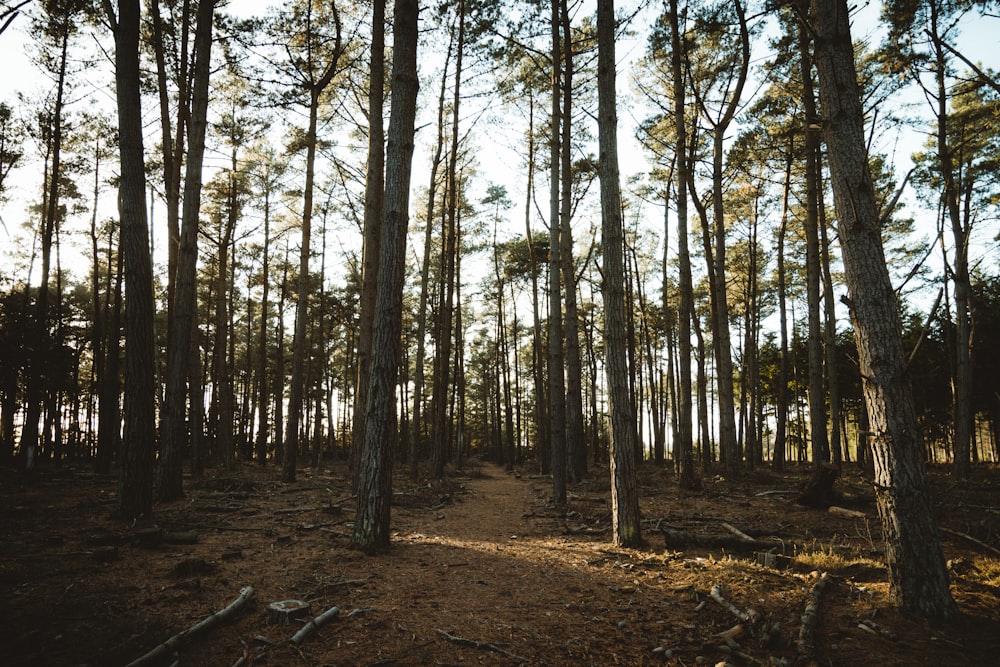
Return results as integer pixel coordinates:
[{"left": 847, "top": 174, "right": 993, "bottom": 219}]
[{"left": 2, "top": 459, "right": 999, "bottom": 666}]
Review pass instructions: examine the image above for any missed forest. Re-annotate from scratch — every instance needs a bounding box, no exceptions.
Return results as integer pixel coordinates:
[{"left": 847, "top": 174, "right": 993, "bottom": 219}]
[{"left": 1, "top": 0, "right": 1000, "bottom": 663}]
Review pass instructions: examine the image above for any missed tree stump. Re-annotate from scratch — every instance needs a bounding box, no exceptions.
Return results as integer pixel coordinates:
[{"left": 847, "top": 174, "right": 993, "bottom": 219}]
[
  {"left": 797, "top": 463, "right": 840, "bottom": 508},
  {"left": 267, "top": 599, "right": 311, "bottom": 625}
]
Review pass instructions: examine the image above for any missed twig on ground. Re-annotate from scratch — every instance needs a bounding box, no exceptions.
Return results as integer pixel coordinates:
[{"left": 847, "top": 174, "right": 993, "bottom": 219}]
[
  {"left": 434, "top": 628, "right": 526, "bottom": 662},
  {"left": 126, "top": 586, "right": 255, "bottom": 667}
]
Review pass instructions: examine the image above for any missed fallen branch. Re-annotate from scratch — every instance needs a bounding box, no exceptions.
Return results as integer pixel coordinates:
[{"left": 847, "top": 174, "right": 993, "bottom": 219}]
[
  {"left": 721, "top": 522, "right": 755, "bottom": 542},
  {"left": 939, "top": 527, "right": 1000, "bottom": 558},
  {"left": 434, "top": 628, "right": 526, "bottom": 662},
  {"left": 797, "top": 572, "right": 830, "bottom": 660},
  {"left": 274, "top": 506, "right": 323, "bottom": 514},
  {"left": 290, "top": 605, "right": 341, "bottom": 645},
  {"left": 126, "top": 586, "right": 255, "bottom": 667},
  {"left": 710, "top": 585, "right": 758, "bottom": 625},
  {"left": 662, "top": 528, "right": 788, "bottom": 553},
  {"left": 828, "top": 506, "right": 867, "bottom": 519}
]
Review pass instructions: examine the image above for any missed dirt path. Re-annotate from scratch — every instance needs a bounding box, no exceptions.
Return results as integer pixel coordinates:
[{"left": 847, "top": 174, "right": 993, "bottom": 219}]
[
  {"left": 315, "top": 463, "right": 665, "bottom": 666},
  {"left": 4, "top": 461, "right": 999, "bottom": 666}
]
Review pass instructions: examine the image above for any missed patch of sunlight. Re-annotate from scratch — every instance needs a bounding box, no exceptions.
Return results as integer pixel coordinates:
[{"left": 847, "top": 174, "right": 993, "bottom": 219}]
[{"left": 973, "top": 557, "right": 1000, "bottom": 587}]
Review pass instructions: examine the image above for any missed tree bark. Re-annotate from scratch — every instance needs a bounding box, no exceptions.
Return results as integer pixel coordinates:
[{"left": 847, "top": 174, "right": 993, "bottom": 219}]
[
  {"left": 559, "top": 0, "right": 586, "bottom": 484},
  {"left": 158, "top": 0, "right": 215, "bottom": 500},
  {"left": 670, "top": 0, "right": 696, "bottom": 489},
  {"left": 548, "top": 0, "right": 567, "bottom": 506},
  {"left": 284, "top": 3, "right": 342, "bottom": 483},
  {"left": 353, "top": 0, "right": 418, "bottom": 553},
  {"left": 810, "top": 0, "right": 956, "bottom": 619},
  {"left": 354, "top": 0, "right": 385, "bottom": 487},
  {"left": 597, "top": 0, "right": 642, "bottom": 548},
  {"left": 106, "top": 0, "right": 157, "bottom": 520},
  {"left": 798, "top": 1, "right": 830, "bottom": 466}
]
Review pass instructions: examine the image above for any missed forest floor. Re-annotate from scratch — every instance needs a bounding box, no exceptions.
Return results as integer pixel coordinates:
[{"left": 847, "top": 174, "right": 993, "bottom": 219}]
[{"left": 1, "top": 458, "right": 999, "bottom": 667}]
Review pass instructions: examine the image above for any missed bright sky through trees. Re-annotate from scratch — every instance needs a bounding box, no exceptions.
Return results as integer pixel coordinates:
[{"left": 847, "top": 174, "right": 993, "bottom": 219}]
[{"left": 0, "top": 1, "right": 996, "bottom": 295}]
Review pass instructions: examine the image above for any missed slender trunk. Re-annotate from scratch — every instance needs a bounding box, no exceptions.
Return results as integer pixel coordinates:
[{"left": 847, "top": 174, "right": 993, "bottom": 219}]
[
  {"left": 353, "top": 0, "right": 386, "bottom": 486},
  {"left": 929, "top": 19, "right": 972, "bottom": 479},
  {"left": 799, "top": 3, "right": 830, "bottom": 465},
  {"left": 524, "top": 97, "right": 549, "bottom": 474},
  {"left": 811, "top": 0, "right": 955, "bottom": 619},
  {"left": 670, "top": 0, "right": 696, "bottom": 488},
  {"left": 409, "top": 25, "right": 451, "bottom": 479},
  {"left": 559, "top": 0, "right": 586, "bottom": 484},
  {"left": 597, "top": 0, "right": 642, "bottom": 547},
  {"left": 158, "top": 0, "right": 215, "bottom": 499},
  {"left": 21, "top": 17, "right": 71, "bottom": 469},
  {"left": 548, "top": 0, "right": 567, "bottom": 506},
  {"left": 109, "top": 0, "right": 157, "bottom": 520},
  {"left": 773, "top": 146, "right": 793, "bottom": 471},
  {"left": 353, "top": 0, "right": 418, "bottom": 552},
  {"left": 256, "top": 188, "right": 272, "bottom": 464}
]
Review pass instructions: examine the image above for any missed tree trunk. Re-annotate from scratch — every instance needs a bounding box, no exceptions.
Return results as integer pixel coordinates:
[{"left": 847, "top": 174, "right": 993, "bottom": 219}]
[
  {"left": 773, "top": 148, "right": 793, "bottom": 471},
  {"left": 810, "top": 0, "right": 956, "bottom": 620},
  {"left": 285, "top": 9, "right": 343, "bottom": 483},
  {"left": 409, "top": 22, "right": 450, "bottom": 479},
  {"left": 548, "top": 0, "right": 567, "bottom": 506},
  {"left": 353, "top": 0, "right": 418, "bottom": 553},
  {"left": 798, "top": 3, "right": 830, "bottom": 466},
  {"left": 158, "top": 0, "right": 215, "bottom": 499},
  {"left": 597, "top": 0, "right": 642, "bottom": 548},
  {"left": 559, "top": 0, "right": 586, "bottom": 484},
  {"left": 353, "top": 0, "right": 385, "bottom": 486},
  {"left": 670, "top": 0, "right": 696, "bottom": 489},
  {"left": 21, "top": 10, "right": 72, "bottom": 470},
  {"left": 109, "top": 0, "right": 157, "bottom": 520}
]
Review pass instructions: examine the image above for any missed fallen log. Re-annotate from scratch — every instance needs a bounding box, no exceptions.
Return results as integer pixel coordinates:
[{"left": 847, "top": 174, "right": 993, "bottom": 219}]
[
  {"left": 290, "top": 605, "right": 341, "bottom": 645},
  {"left": 126, "top": 586, "right": 255, "bottom": 667},
  {"left": 797, "top": 572, "right": 830, "bottom": 662},
  {"left": 661, "top": 528, "right": 788, "bottom": 553},
  {"left": 828, "top": 506, "right": 867, "bottom": 519},
  {"left": 710, "top": 585, "right": 759, "bottom": 625}
]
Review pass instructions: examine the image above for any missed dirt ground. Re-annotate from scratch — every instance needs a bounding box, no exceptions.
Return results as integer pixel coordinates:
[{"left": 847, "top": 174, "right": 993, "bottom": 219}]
[{"left": 1, "top": 458, "right": 999, "bottom": 667}]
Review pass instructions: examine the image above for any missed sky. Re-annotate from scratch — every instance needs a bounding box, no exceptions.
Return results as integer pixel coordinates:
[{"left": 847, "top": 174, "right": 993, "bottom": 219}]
[{"left": 1, "top": 1, "right": 998, "bottom": 298}]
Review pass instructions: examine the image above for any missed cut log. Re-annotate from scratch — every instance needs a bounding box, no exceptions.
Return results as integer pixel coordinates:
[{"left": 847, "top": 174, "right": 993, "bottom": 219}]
[
  {"left": 721, "top": 522, "right": 755, "bottom": 542},
  {"left": 126, "top": 586, "right": 255, "bottom": 667},
  {"left": 266, "top": 599, "right": 311, "bottom": 625},
  {"left": 290, "top": 605, "right": 341, "bottom": 644},
  {"left": 797, "top": 572, "right": 830, "bottom": 661}
]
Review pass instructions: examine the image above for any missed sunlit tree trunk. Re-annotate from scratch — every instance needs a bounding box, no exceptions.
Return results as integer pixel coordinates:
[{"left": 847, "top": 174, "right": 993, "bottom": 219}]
[
  {"left": 558, "top": 0, "right": 586, "bottom": 484},
  {"left": 811, "top": 0, "right": 955, "bottom": 619}
]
